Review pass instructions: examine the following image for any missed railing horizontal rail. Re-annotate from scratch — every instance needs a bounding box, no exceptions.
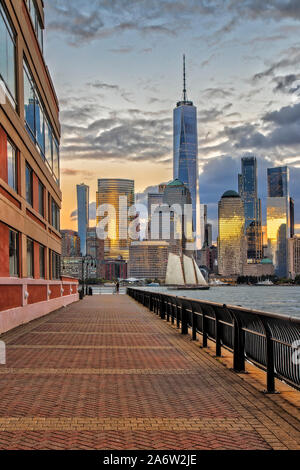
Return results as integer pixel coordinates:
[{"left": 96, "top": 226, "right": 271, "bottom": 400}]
[{"left": 127, "top": 287, "right": 300, "bottom": 393}]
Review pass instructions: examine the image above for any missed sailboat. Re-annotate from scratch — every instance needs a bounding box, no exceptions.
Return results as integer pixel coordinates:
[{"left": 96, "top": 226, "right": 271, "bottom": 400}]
[{"left": 165, "top": 253, "right": 210, "bottom": 290}]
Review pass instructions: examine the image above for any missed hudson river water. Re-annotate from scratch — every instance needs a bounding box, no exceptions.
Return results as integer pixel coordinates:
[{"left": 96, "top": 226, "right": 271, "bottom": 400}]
[{"left": 142, "top": 285, "right": 300, "bottom": 317}]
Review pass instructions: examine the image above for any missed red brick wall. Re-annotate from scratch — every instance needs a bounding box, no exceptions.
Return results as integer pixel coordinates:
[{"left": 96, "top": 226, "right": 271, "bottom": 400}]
[
  {"left": 0, "top": 285, "right": 22, "bottom": 311},
  {"left": 63, "top": 285, "right": 70, "bottom": 296},
  {"left": 0, "top": 127, "right": 8, "bottom": 183},
  {"left": 27, "top": 285, "right": 47, "bottom": 304},
  {"left": 0, "top": 222, "right": 9, "bottom": 277},
  {"left": 50, "top": 284, "right": 61, "bottom": 299}
]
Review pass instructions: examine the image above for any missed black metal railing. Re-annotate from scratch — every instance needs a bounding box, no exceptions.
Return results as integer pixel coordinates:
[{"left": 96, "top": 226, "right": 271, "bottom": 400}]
[{"left": 127, "top": 287, "right": 300, "bottom": 393}]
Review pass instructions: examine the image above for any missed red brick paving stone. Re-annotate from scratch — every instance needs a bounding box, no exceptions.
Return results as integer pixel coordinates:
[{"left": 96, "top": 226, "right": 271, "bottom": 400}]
[
  {"left": 0, "top": 295, "right": 299, "bottom": 450},
  {"left": 10, "top": 332, "right": 173, "bottom": 347},
  {"left": 0, "top": 374, "right": 238, "bottom": 418},
  {"left": 0, "top": 431, "right": 270, "bottom": 450}
]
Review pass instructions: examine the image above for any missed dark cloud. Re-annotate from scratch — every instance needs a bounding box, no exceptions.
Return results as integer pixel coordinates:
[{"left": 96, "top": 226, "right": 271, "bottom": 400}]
[
  {"left": 60, "top": 106, "right": 172, "bottom": 163},
  {"left": 272, "top": 74, "right": 300, "bottom": 94},
  {"left": 263, "top": 102, "right": 300, "bottom": 125},
  {"left": 253, "top": 48, "right": 300, "bottom": 81}
]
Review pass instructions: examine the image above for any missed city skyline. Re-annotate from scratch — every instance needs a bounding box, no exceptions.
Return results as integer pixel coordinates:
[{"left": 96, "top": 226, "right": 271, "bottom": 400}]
[{"left": 43, "top": 1, "right": 300, "bottom": 235}]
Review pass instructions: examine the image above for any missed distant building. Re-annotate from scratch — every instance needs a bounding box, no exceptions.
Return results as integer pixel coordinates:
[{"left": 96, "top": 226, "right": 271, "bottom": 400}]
[
  {"left": 266, "top": 167, "right": 290, "bottom": 277},
  {"left": 290, "top": 197, "right": 295, "bottom": 238},
  {"left": 86, "top": 227, "right": 104, "bottom": 278},
  {"left": 128, "top": 241, "right": 170, "bottom": 280},
  {"left": 148, "top": 179, "right": 194, "bottom": 256},
  {"left": 173, "top": 55, "right": 201, "bottom": 248},
  {"left": 243, "top": 259, "right": 274, "bottom": 278},
  {"left": 196, "top": 245, "right": 217, "bottom": 273},
  {"left": 101, "top": 258, "right": 127, "bottom": 281},
  {"left": 96, "top": 179, "right": 134, "bottom": 261},
  {"left": 62, "top": 256, "right": 97, "bottom": 280},
  {"left": 61, "top": 230, "right": 80, "bottom": 257},
  {"left": 77, "top": 183, "right": 89, "bottom": 256},
  {"left": 218, "top": 191, "right": 246, "bottom": 277},
  {"left": 238, "top": 156, "right": 262, "bottom": 262},
  {"left": 288, "top": 236, "right": 300, "bottom": 279}
]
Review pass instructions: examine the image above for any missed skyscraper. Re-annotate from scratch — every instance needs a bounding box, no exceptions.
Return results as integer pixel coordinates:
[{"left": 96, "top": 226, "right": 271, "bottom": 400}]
[
  {"left": 238, "top": 156, "right": 262, "bottom": 262},
  {"left": 96, "top": 179, "right": 134, "bottom": 260},
  {"left": 218, "top": 191, "right": 246, "bottom": 276},
  {"left": 77, "top": 184, "right": 89, "bottom": 256},
  {"left": 266, "top": 166, "right": 290, "bottom": 277},
  {"left": 173, "top": 55, "right": 200, "bottom": 248}
]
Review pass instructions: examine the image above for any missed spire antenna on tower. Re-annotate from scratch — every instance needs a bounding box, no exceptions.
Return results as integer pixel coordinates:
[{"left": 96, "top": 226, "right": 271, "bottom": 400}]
[{"left": 183, "top": 54, "right": 187, "bottom": 102}]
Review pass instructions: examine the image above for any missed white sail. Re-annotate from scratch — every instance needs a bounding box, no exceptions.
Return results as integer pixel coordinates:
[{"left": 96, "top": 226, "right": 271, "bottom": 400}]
[
  {"left": 183, "top": 255, "right": 196, "bottom": 284},
  {"left": 165, "top": 253, "right": 185, "bottom": 285},
  {"left": 193, "top": 258, "right": 207, "bottom": 286}
]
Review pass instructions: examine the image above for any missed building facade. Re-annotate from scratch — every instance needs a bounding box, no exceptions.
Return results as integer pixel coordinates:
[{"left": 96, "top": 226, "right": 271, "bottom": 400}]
[
  {"left": 288, "top": 236, "right": 300, "bottom": 280},
  {"left": 238, "top": 156, "right": 262, "bottom": 262},
  {"left": 61, "top": 229, "right": 80, "bottom": 257},
  {"left": 218, "top": 191, "right": 246, "bottom": 277},
  {"left": 128, "top": 241, "right": 170, "bottom": 280},
  {"left": 173, "top": 56, "right": 201, "bottom": 248},
  {"left": 266, "top": 166, "right": 290, "bottom": 277},
  {"left": 0, "top": 0, "right": 78, "bottom": 333},
  {"left": 77, "top": 183, "right": 89, "bottom": 256},
  {"left": 96, "top": 178, "right": 134, "bottom": 261}
]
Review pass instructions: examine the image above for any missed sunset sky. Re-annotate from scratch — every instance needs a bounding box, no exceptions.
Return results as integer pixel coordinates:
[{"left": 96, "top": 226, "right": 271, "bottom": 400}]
[{"left": 43, "top": 0, "right": 300, "bottom": 237}]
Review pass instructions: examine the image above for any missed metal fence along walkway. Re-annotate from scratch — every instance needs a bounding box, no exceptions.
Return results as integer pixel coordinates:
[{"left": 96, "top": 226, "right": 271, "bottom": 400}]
[
  {"left": 0, "top": 294, "right": 299, "bottom": 450},
  {"left": 127, "top": 288, "right": 300, "bottom": 393}
]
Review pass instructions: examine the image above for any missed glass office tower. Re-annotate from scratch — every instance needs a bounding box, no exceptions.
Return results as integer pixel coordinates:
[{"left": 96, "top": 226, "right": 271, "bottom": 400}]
[
  {"left": 76, "top": 183, "right": 89, "bottom": 256},
  {"left": 267, "top": 166, "right": 290, "bottom": 277},
  {"left": 96, "top": 179, "right": 134, "bottom": 260},
  {"left": 238, "top": 156, "right": 262, "bottom": 262},
  {"left": 173, "top": 56, "right": 201, "bottom": 249},
  {"left": 218, "top": 191, "right": 246, "bottom": 276}
]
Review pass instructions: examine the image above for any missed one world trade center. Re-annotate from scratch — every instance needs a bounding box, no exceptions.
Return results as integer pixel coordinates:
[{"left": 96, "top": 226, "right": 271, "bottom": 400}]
[{"left": 173, "top": 55, "right": 201, "bottom": 249}]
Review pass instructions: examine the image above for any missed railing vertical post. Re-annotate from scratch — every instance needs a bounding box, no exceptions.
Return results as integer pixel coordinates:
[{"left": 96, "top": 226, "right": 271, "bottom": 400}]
[
  {"left": 199, "top": 306, "right": 208, "bottom": 348},
  {"left": 260, "top": 317, "right": 276, "bottom": 393},
  {"left": 171, "top": 301, "right": 175, "bottom": 324},
  {"left": 228, "top": 307, "right": 245, "bottom": 373},
  {"left": 176, "top": 299, "right": 180, "bottom": 329},
  {"left": 211, "top": 307, "right": 221, "bottom": 357},
  {"left": 181, "top": 301, "right": 188, "bottom": 335},
  {"left": 190, "top": 302, "right": 197, "bottom": 341},
  {"left": 166, "top": 300, "right": 170, "bottom": 322},
  {"left": 160, "top": 295, "right": 165, "bottom": 319}
]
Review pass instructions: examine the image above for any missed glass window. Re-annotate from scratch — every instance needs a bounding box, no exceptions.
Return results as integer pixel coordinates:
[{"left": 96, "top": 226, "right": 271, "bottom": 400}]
[
  {"left": 39, "top": 245, "right": 45, "bottom": 278},
  {"left": 27, "top": 238, "right": 34, "bottom": 278},
  {"left": 38, "top": 180, "right": 44, "bottom": 216},
  {"left": 53, "top": 139, "right": 59, "bottom": 182},
  {"left": 45, "top": 122, "right": 52, "bottom": 170},
  {"left": 51, "top": 198, "right": 60, "bottom": 231},
  {"left": 36, "top": 96, "right": 45, "bottom": 154},
  {"left": 24, "top": 66, "right": 35, "bottom": 139},
  {"left": 9, "top": 229, "right": 18, "bottom": 277},
  {"left": 25, "top": 0, "right": 43, "bottom": 51},
  {"left": 51, "top": 251, "right": 60, "bottom": 280},
  {"left": 23, "top": 60, "right": 60, "bottom": 182},
  {"left": 0, "top": 2, "right": 16, "bottom": 106},
  {"left": 25, "top": 164, "right": 33, "bottom": 206},
  {"left": 7, "top": 140, "right": 17, "bottom": 191}
]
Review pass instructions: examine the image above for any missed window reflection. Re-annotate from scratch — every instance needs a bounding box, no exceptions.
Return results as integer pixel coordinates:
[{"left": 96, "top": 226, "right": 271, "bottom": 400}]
[{"left": 0, "top": 2, "right": 16, "bottom": 106}]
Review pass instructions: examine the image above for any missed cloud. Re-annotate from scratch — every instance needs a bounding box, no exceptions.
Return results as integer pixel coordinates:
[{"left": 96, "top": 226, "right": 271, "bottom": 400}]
[
  {"left": 272, "top": 74, "right": 300, "bottom": 94},
  {"left": 59, "top": 105, "right": 172, "bottom": 163}
]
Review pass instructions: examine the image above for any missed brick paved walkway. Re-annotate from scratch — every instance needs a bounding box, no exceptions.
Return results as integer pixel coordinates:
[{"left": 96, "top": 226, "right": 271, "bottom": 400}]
[{"left": 0, "top": 295, "right": 299, "bottom": 450}]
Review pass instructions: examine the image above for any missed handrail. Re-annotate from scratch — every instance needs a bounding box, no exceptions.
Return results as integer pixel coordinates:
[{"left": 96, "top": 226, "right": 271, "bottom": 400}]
[{"left": 127, "top": 287, "right": 300, "bottom": 393}]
